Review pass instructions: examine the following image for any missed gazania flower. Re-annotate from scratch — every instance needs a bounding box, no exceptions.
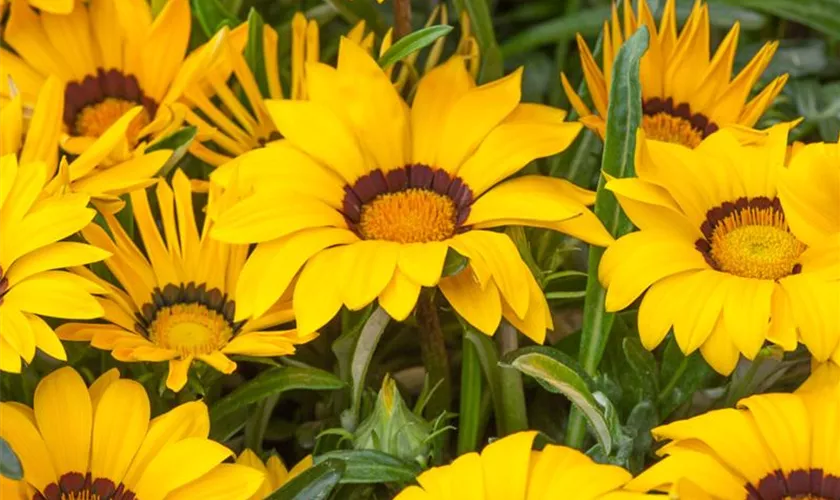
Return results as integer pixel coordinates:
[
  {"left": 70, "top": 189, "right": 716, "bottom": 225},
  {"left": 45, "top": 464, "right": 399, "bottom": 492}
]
[
  {"left": 600, "top": 128, "right": 840, "bottom": 374},
  {"left": 0, "top": 366, "right": 264, "bottom": 500},
  {"left": 0, "top": 154, "right": 108, "bottom": 373},
  {"left": 562, "top": 0, "right": 787, "bottom": 148},
  {"left": 1, "top": 0, "right": 218, "bottom": 207},
  {"left": 210, "top": 38, "right": 612, "bottom": 341},
  {"left": 236, "top": 449, "right": 312, "bottom": 499},
  {"left": 57, "top": 170, "right": 316, "bottom": 391},
  {"left": 626, "top": 385, "right": 840, "bottom": 499},
  {"left": 395, "top": 431, "right": 648, "bottom": 499},
  {"left": 0, "top": 75, "right": 172, "bottom": 212},
  {"left": 187, "top": 8, "right": 476, "bottom": 168}
]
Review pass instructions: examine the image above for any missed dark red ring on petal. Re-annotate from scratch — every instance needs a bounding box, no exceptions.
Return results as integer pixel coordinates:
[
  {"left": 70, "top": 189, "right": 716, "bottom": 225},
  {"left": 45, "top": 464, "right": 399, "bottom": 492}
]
[
  {"left": 342, "top": 164, "right": 474, "bottom": 238},
  {"left": 64, "top": 69, "right": 158, "bottom": 134},
  {"left": 746, "top": 468, "right": 840, "bottom": 500},
  {"left": 643, "top": 97, "right": 718, "bottom": 139}
]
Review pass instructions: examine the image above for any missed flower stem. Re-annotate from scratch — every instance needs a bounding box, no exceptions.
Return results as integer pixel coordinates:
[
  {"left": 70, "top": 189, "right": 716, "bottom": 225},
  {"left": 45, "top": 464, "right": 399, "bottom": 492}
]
[
  {"left": 393, "top": 0, "right": 413, "bottom": 40},
  {"left": 497, "top": 322, "right": 528, "bottom": 434},
  {"left": 457, "top": 332, "right": 482, "bottom": 454},
  {"left": 417, "top": 290, "right": 451, "bottom": 420}
]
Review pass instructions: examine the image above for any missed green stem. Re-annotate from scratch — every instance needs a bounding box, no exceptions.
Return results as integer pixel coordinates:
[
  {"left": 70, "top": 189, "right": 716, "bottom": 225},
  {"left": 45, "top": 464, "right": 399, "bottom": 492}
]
[
  {"left": 497, "top": 323, "right": 528, "bottom": 434},
  {"left": 457, "top": 333, "right": 482, "bottom": 454},
  {"left": 417, "top": 290, "right": 451, "bottom": 420},
  {"left": 459, "top": 0, "right": 503, "bottom": 82},
  {"left": 393, "top": 0, "right": 413, "bottom": 40},
  {"left": 657, "top": 355, "right": 689, "bottom": 404}
]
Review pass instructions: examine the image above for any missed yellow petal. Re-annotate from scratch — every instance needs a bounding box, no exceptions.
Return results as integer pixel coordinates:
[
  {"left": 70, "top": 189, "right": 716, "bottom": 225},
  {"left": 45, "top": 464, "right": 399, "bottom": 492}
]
[
  {"left": 0, "top": 402, "right": 57, "bottom": 491},
  {"left": 721, "top": 277, "right": 774, "bottom": 360},
  {"left": 90, "top": 380, "right": 150, "bottom": 484},
  {"left": 480, "top": 431, "right": 536, "bottom": 499},
  {"left": 0, "top": 305, "right": 36, "bottom": 363},
  {"left": 3, "top": 270, "right": 104, "bottom": 320},
  {"left": 27, "top": 314, "right": 67, "bottom": 362},
  {"left": 34, "top": 366, "right": 93, "bottom": 476},
  {"left": 340, "top": 240, "right": 400, "bottom": 311},
  {"left": 466, "top": 176, "right": 583, "bottom": 227},
  {"left": 167, "top": 463, "right": 265, "bottom": 500},
  {"left": 165, "top": 356, "right": 194, "bottom": 392},
  {"left": 5, "top": 242, "right": 110, "bottom": 287},
  {"left": 138, "top": 0, "right": 190, "bottom": 102},
  {"left": 438, "top": 268, "right": 502, "bottom": 335},
  {"left": 293, "top": 246, "right": 346, "bottom": 334},
  {"left": 133, "top": 438, "right": 233, "bottom": 500},
  {"left": 397, "top": 241, "right": 448, "bottom": 287},
  {"left": 378, "top": 271, "right": 421, "bottom": 322}
]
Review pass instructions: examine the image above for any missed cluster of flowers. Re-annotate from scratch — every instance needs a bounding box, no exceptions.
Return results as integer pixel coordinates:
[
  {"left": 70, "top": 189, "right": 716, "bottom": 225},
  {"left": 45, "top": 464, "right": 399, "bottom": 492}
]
[{"left": 0, "top": 0, "right": 837, "bottom": 498}]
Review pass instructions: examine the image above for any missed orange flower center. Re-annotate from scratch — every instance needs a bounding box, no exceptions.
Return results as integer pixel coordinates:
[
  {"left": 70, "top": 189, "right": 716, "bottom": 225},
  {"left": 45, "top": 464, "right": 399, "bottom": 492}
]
[
  {"left": 642, "top": 113, "right": 704, "bottom": 148},
  {"left": 342, "top": 164, "right": 474, "bottom": 243},
  {"left": 64, "top": 69, "right": 157, "bottom": 145},
  {"left": 135, "top": 283, "right": 239, "bottom": 357},
  {"left": 642, "top": 97, "right": 718, "bottom": 148},
  {"left": 75, "top": 98, "right": 150, "bottom": 144},
  {"left": 696, "top": 197, "right": 806, "bottom": 280},
  {"left": 360, "top": 189, "right": 457, "bottom": 243}
]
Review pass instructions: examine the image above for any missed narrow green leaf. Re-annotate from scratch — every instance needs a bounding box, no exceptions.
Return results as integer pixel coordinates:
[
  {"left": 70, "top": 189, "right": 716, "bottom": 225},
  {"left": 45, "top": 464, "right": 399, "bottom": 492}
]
[
  {"left": 146, "top": 126, "right": 198, "bottom": 178},
  {"left": 267, "top": 458, "right": 344, "bottom": 500},
  {"left": 712, "top": 0, "right": 840, "bottom": 38},
  {"left": 464, "top": 327, "right": 506, "bottom": 435},
  {"left": 327, "top": 0, "right": 388, "bottom": 36},
  {"left": 244, "top": 8, "right": 269, "bottom": 97},
  {"left": 191, "top": 0, "right": 239, "bottom": 39},
  {"left": 378, "top": 25, "right": 453, "bottom": 69},
  {"left": 315, "top": 450, "right": 421, "bottom": 484},
  {"left": 210, "top": 366, "right": 344, "bottom": 423},
  {"left": 502, "top": 347, "right": 614, "bottom": 453},
  {"left": 568, "top": 27, "right": 649, "bottom": 450},
  {"left": 545, "top": 290, "right": 586, "bottom": 300},
  {"left": 341, "top": 306, "right": 390, "bottom": 431},
  {"left": 0, "top": 438, "right": 22, "bottom": 481}
]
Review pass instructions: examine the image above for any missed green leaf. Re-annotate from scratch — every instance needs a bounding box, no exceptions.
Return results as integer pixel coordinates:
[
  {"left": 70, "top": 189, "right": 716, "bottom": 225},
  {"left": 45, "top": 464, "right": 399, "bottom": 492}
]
[
  {"left": 267, "top": 458, "right": 345, "bottom": 500},
  {"left": 545, "top": 290, "right": 586, "bottom": 300},
  {"left": 340, "top": 306, "right": 390, "bottom": 431},
  {"left": 457, "top": 331, "right": 483, "bottom": 454},
  {"left": 315, "top": 450, "right": 421, "bottom": 484},
  {"left": 0, "top": 438, "right": 22, "bottom": 481},
  {"left": 658, "top": 339, "right": 715, "bottom": 418},
  {"left": 464, "top": 326, "right": 506, "bottom": 435},
  {"left": 244, "top": 8, "right": 269, "bottom": 97},
  {"left": 146, "top": 126, "right": 198, "bottom": 178},
  {"left": 502, "top": 346, "right": 616, "bottom": 454},
  {"left": 500, "top": 7, "right": 609, "bottom": 58},
  {"left": 622, "top": 337, "right": 658, "bottom": 399},
  {"left": 327, "top": 0, "right": 388, "bottom": 36},
  {"left": 712, "top": 0, "right": 840, "bottom": 38},
  {"left": 191, "top": 0, "right": 239, "bottom": 39},
  {"left": 441, "top": 248, "right": 468, "bottom": 277},
  {"left": 210, "top": 366, "right": 344, "bottom": 424},
  {"left": 378, "top": 25, "right": 453, "bottom": 69},
  {"left": 568, "top": 26, "right": 649, "bottom": 449}
]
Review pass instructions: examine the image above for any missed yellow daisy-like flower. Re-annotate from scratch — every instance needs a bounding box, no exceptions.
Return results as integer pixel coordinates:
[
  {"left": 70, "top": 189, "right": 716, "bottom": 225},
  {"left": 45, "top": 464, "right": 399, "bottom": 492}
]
[
  {"left": 1, "top": 0, "right": 216, "bottom": 206},
  {"left": 236, "top": 449, "right": 312, "bottom": 499},
  {"left": 0, "top": 366, "right": 264, "bottom": 500},
  {"left": 0, "top": 75, "right": 173, "bottom": 213},
  {"left": 186, "top": 8, "right": 476, "bottom": 168},
  {"left": 183, "top": 14, "right": 319, "bottom": 166},
  {"left": 210, "top": 37, "right": 612, "bottom": 341},
  {"left": 0, "top": 154, "right": 108, "bottom": 373},
  {"left": 57, "top": 170, "right": 316, "bottom": 392},
  {"left": 562, "top": 0, "right": 788, "bottom": 148},
  {"left": 626, "top": 384, "right": 840, "bottom": 499},
  {"left": 600, "top": 128, "right": 840, "bottom": 375},
  {"left": 395, "top": 431, "right": 649, "bottom": 499}
]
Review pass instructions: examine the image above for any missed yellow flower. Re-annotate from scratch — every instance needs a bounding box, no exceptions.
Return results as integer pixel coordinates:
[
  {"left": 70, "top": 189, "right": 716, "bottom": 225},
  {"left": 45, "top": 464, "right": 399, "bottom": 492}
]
[
  {"left": 1, "top": 0, "right": 217, "bottom": 209},
  {"left": 210, "top": 38, "right": 612, "bottom": 341},
  {"left": 0, "top": 366, "right": 264, "bottom": 500},
  {"left": 0, "top": 154, "right": 108, "bottom": 373},
  {"left": 185, "top": 8, "right": 476, "bottom": 168},
  {"left": 395, "top": 431, "right": 649, "bottom": 499},
  {"left": 236, "top": 449, "right": 312, "bottom": 499},
  {"left": 562, "top": 0, "right": 788, "bottom": 148},
  {"left": 57, "top": 169, "right": 316, "bottom": 392},
  {"left": 626, "top": 385, "right": 840, "bottom": 499},
  {"left": 0, "top": 75, "right": 173, "bottom": 213},
  {"left": 600, "top": 128, "right": 840, "bottom": 375}
]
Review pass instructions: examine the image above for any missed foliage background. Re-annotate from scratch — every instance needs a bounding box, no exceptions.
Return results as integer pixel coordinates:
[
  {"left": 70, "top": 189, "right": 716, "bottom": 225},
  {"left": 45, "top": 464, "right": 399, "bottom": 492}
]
[{"left": 2, "top": 0, "right": 839, "bottom": 497}]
